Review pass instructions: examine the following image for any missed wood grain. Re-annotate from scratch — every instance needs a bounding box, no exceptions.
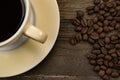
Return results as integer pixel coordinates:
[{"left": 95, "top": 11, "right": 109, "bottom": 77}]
[{"left": 0, "top": 0, "right": 118, "bottom": 80}]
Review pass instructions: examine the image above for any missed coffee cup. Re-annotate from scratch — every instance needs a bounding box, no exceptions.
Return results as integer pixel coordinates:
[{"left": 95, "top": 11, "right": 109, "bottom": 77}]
[{"left": 0, "top": 0, "right": 47, "bottom": 50}]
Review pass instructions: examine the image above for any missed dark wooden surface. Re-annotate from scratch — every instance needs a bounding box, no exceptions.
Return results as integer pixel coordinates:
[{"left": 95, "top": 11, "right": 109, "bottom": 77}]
[{"left": 1, "top": 0, "right": 119, "bottom": 80}]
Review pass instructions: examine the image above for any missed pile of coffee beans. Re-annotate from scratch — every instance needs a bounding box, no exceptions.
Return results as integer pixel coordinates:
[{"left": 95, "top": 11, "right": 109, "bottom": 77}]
[{"left": 70, "top": 0, "right": 120, "bottom": 80}]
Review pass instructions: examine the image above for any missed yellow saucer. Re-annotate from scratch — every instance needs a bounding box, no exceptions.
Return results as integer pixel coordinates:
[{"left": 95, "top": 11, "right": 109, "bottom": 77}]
[{"left": 0, "top": 0, "right": 59, "bottom": 77}]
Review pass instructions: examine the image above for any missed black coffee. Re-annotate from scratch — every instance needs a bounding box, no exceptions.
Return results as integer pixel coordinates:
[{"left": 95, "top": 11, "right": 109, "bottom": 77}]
[{"left": 0, "top": 0, "right": 25, "bottom": 42}]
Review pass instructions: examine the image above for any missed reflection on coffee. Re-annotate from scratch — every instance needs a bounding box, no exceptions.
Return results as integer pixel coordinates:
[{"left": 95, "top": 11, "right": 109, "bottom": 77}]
[{"left": 0, "top": 0, "right": 25, "bottom": 42}]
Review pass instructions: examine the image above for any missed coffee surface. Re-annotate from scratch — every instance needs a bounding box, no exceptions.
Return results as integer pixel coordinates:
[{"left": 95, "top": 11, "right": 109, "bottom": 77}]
[{"left": 0, "top": 0, "right": 25, "bottom": 42}]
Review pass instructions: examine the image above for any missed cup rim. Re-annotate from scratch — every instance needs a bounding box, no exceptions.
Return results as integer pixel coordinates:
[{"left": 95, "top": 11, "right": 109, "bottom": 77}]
[{"left": 0, "top": 0, "right": 30, "bottom": 47}]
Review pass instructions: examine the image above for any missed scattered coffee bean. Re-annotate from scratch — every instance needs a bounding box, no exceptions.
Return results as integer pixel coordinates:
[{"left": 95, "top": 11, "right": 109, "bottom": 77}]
[
  {"left": 88, "top": 38, "right": 95, "bottom": 44},
  {"left": 81, "top": 27, "right": 88, "bottom": 34},
  {"left": 104, "top": 37, "right": 110, "bottom": 44},
  {"left": 90, "top": 32, "right": 99, "bottom": 40},
  {"left": 93, "top": 43, "right": 101, "bottom": 49},
  {"left": 98, "top": 70, "right": 105, "bottom": 77},
  {"left": 77, "top": 10, "right": 84, "bottom": 18},
  {"left": 101, "top": 46, "right": 108, "bottom": 54},
  {"left": 69, "top": 37, "right": 77, "bottom": 45},
  {"left": 92, "top": 50, "right": 101, "bottom": 55},
  {"left": 94, "top": 0, "right": 101, "bottom": 5},
  {"left": 102, "top": 75, "right": 110, "bottom": 80},
  {"left": 74, "top": 26, "right": 82, "bottom": 32},
  {"left": 97, "top": 58, "right": 104, "bottom": 65},
  {"left": 108, "top": 62, "right": 114, "bottom": 67},
  {"left": 81, "top": 18, "right": 88, "bottom": 27},
  {"left": 83, "top": 34, "right": 88, "bottom": 41},
  {"left": 100, "top": 32, "right": 106, "bottom": 39},
  {"left": 75, "top": 33, "right": 82, "bottom": 42},
  {"left": 94, "top": 65, "right": 100, "bottom": 72},
  {"left": 87, "top": 54, "right": 97, "bottom": 59},
  {"left": 111, "top": 71, "right": 119, "bottom": 78},
  {"left": 89, "top": 60, "right": 96, "bottom": 65},
  {"left": 100, "top": 65, "right": 107, "bottom": 70},
  {"left": 98, "top": 39, "right": 105, "bottom": 47},
  {"left": 106, "top": 68, "right": 112, "bottom": 75},
  {"left": 87, "top": 27, "right": 94, "bottom": 34},
  {"left": 105, "top": 55, "right": 112, "bottom": 61}
]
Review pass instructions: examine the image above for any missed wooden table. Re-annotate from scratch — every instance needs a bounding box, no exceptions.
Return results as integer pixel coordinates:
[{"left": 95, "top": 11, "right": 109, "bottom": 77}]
[{"left": 0, "top": 0, "right": 112, "bottom": 80}]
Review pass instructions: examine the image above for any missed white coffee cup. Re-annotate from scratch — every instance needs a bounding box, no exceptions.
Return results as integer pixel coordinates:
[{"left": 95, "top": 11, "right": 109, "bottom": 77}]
[{"left": 0, "top": 0, "right": 47, "bottom": 50}]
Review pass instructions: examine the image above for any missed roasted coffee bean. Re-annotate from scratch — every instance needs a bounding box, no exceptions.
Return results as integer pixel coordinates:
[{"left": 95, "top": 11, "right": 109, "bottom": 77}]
[
  {"left": 92, "top": 50, "right": 101, "bottom": 54},
  {"left": 101, "top": 47, "right": 108, "bottom": 54},
  {"left": 104, "top": 13, "right": 111, "bottom": 17},
  {"left": 111, "top": 71, "right": 119, "bottom": 78},
  {"left": 86, "top": 6, "right": 94, "bottom": 11},
  {"left": 108, "top": 26, "right": 114, "bottom": 31},
  {"left": 70, "top": 37, "right": 77, "bottom": 45},
  {"left": 114, "top": 17, "right": 120, "bottom": 22},
  {"left": 109, "top": 62, "right": 114, "bottom": 68},
  {"left": 97, "top": 58, "right": 104, "bottom": 65},
  {"left": 99, "top": 39, "right": 105, "bottom": 47},
  {"left": 83, "top": 34, "right": 88, "bottom": 41},
  {"left": 104, "top": 20, "right": 109, "bottom": 26},
  {"left": 72, "top": 19, "right": 80, "bottom": 26},
  {"left": 106, "top": 68, "right": 112, "bottom": 75},
  {"left": 98, "top": 15, "right": 104, "bottom": 22},
  {"left": 94, "top": 24, "right": 99, "bottom": 29},
  {"left": 89, "top": 60, "right": 96, "bottom": 65},
  {"left": 90, "top": 32, "right": 99, "bottom": 40},
  {"left": 98, "top": 70, "right": 105, "bottom": 77},
  {"left": 99, "top": 10, "right": 106, "bottom": 15},
  {"left": 115, "top": 23, "right": 120, "bottom": 30},
  {"left": 88, "top": 10, "right": 94, "bottom": 15},
  {"left": 81, "top": 27, "right": 88, "bottom": 34},
  {"left": 111, "top": 40, "right": 119, "bottom": 44},
  {"left": 110, "top": 8, "right": 115, "bottom": 13},
  {"left": 81, "top": 18, "right": 88, "bottom": 27},
  {"left": 116, "top": 50, "right": 120, "bottom": 56},
  {"left": 94, "top": 5, "right": 100, "bottom": 12},
  {"left": 93, "top": 43, "right": 101, "bottom": 49},
  {"left": 75, "top": 33, "right": 82, "bottom": 42},
  {"left": 93, "top": 16, "right": 98, "bottom": 23},
  {"left": 111, "top": 35, "right": 118, "bottom": 41},
  {"left": 105, "top": 44, "right": 113, "bottom": 50},
  {"left": 97, "top": 22, "right": 103, "bottom": 27},
  {"left": 115, "top": 44, "right": 120, "bottom": 49},
  {"left": 108, "top": 48, "right": 116, "bottom": 54},
  {"left": 106, "top": 16, "right": 113, "bottom": 21},
  {"left": 87, "top": 53, "right": 97, "bottom": 59},
  {"left": 100, "top": 65, "right": 107, "bottom": 70},
  {"left": 110, "top": 20, "right": 117, "bottom": 27},
  {"left": 104, "top": 26, "right": 110, "bottom": 32},
  {"left": 102, "top": 75, "right": 110, "bottom": 80},
  {"left": 114, "top": 64, "right": 120, "bottom": 70},
  {"left": 88, "top": 38, "right": 95, "bottom": 44},
  {"left": 98, "top": 54, "right": 105, "bottom": 58},
  {"left": 111, "top": 53, "right": 117, "bottom": 58},
  {"left": 104, "top": 60, "right": 109, "bottom": 67},
  {"left": 100, "top": 3, "right": 105, "bottom": 9},
  {"left": 100, "top": 32, "right": 106, "bottom": 39},
  {"left": 94, "top": 65, "right": 100, "bottom": 72},
  {"left": 87, "top": 19, "right": 94, "bottom": 27},
  {"left": 94, "top": 0, "right": 101, "bottom": 5},
  {"left": 77, "top": 10, "right": 84, "bottom": 18},
  {"left": 75, "top": 26, "right": 82, "bottom": 32},
  {"left": 87, "top": 27, "right": 94, "bottom": 34},
  {"left": 106, "top": 2, "right": 113, "bottom": 8},
  {"left": 97, "top": 27, "right": 103, "bottom": 33},
  {"left": 105, "top": 55, "right": 112, "bottom": 61},
  {"left": 113, "top": 58, "right": 118, "bottom": 64},
  {"left": 105, "top": 37, "right": 110, "bottom": 44}
]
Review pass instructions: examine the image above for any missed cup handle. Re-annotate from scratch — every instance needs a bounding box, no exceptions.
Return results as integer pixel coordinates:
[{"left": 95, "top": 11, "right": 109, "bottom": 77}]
[{"left": 24, "top": 25, "right": 47, "bottom": 43}]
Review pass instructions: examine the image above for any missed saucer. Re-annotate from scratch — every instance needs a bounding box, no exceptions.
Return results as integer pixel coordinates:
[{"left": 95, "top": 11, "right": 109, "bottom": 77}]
[{"left": 0, "top": 0, "right": 59, "bottom": 77}]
